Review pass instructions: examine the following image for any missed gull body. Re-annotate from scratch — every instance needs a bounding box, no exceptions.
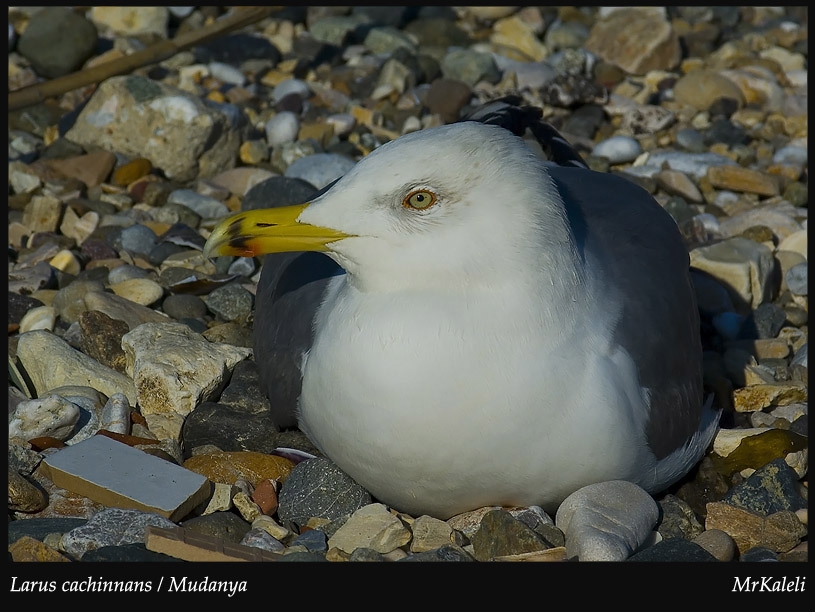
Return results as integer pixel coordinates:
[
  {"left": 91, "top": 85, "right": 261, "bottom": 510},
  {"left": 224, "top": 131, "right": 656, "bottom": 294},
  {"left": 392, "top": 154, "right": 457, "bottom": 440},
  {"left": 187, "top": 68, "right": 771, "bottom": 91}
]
[{"left": 205, "top": 107, "right": 719, "bottom": 519}]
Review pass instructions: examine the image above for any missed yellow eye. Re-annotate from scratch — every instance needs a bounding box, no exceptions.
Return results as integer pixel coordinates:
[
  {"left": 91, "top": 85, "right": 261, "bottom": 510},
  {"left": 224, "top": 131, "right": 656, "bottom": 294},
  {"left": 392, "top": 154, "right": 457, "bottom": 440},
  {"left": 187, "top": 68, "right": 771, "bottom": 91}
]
[{"left": 403, "top": 190, "right": 437, "bottom": 210}]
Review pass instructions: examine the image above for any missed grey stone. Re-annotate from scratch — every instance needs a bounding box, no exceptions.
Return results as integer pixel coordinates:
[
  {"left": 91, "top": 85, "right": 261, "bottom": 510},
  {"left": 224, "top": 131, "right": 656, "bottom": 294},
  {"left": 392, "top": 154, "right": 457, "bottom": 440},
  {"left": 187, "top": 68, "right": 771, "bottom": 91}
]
[
  {"left": 627, "top": 538, "right": 718, "bottom": 561},
  {"left": 60, "top": 508, "right": 177, "bottom": 559},
  {"left": 204, "top": 283, "right": 255, "bottom": 324},
  {"left": 556, "top": 480, "right": 660, "bottom": 561},
  {"left": 17, "top": 7, "right": 98, "bottom": 79},
  {"left": 278, "top": 457, "right": 373, "bottom": 528},
  {"left": 242, "top": 176, "right": 320, "bottom": 212},
  {"left": 81, "top": 542, "right": 181, "bottom": 562},
  {"left": 592, "top": 135, "right": 642, "bottom": 164},
  {"left": 161, "top": 293, "right": 208, "bottom": 320},
  {"left": 785, "top": 262, "right": 807, "bottom": 296},
  {"left": 8, "top": 517, "right": 88, "bottom": 546},
  {"left": 440, "top": 48, "right": 501, "bottom": 87},
  {"left": 180, "top": 511, "right": 252, "bottom": 544},
  {"left": 399, "top": 544, "right": 476, "bottom": 562},
  {"left": 657, "top": 494, "right": 704, "bottom": 540},
  {"left": 721, "top": 458, "right": 807, "bottom": 516},
  {"left": 113, "top": 224, "right": 158, "bottom": 258},
  {"left": 284, "top": 153, "right": 356, "bottom": 190},
  {"left": 167, "top": 189, "right": 230, "bottom": 221}
]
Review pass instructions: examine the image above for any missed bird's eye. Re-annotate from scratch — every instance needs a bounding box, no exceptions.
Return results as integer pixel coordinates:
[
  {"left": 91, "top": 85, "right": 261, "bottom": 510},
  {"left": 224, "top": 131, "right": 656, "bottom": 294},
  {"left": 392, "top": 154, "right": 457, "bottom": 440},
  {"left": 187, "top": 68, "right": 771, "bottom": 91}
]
[{"left": 403, "top": 190, "right": 437, "bottom": 211}]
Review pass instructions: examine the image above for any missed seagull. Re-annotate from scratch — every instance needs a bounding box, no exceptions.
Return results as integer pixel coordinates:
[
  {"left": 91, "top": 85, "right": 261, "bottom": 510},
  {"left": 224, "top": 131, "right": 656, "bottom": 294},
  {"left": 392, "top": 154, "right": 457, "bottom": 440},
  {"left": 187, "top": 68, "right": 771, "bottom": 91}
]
[{"left": 204, "top": 98, "right": 720, "bottom": 519}]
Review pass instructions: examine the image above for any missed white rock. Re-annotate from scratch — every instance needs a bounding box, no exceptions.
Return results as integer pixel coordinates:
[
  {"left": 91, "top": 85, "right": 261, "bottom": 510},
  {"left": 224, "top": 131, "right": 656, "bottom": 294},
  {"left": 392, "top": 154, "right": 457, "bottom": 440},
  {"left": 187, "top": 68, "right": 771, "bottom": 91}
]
[
  {"left": 592, "top": 135, "right": 643, "bottom": 164},
  {"left": 209, "top": 61, "right": 246, "bottom": 86},
  {"left": 121, "top": 322, "right": 252, "bottom": 440},
  {"left": 19, "top": 305, "right": 56, "bottom": 333},
  {"left": 16, "top": 330, "right": 137, "bottom": 406},
  {"left": 110, "top": 278, "right": 165, "bottom": 307},
  {"left": 100, "top": 393, "right": 131, "bottom": 435},
  {"left": 9, "top": 394, "right": 81, "bottom": 441},
  {"left": 266, "top": 111, "right": 300, "bottom": 147}
]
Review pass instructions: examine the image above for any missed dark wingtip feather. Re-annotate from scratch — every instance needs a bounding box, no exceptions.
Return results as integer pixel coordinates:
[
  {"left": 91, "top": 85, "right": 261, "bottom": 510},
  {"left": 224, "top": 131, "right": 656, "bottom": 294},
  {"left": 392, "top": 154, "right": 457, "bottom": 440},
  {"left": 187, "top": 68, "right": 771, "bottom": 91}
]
[{"left": 461, "top": 96, "right": 589, "bottom": 170}]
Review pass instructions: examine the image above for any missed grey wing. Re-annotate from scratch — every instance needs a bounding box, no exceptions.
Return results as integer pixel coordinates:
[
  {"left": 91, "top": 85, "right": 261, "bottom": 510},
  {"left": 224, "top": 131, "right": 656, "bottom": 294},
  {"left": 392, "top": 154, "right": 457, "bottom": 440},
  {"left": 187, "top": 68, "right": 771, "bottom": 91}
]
[
  {"left": 249, "top": 177, "right": 344, "bottom": 429},
  {"left": 549, "top": 165, "right": 706, "bottom": 459},
  {"left": 253, "top": 251, "right": 344, "bottom": 428}
]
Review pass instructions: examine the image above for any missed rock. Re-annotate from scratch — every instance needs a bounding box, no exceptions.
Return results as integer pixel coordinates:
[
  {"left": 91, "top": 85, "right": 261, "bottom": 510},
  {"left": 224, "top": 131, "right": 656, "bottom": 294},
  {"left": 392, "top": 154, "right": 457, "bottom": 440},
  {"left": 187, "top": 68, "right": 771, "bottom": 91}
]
[
  {"left": 555, "top": 480, "right": 659, "bottom": 561},
  {"left": 719, "top": 209, "right": 802, "bottom": 243},
  {"left": 785, "top": 262, "right": 807, "bottom": 296},
  {"left": 424, "top": 78, "right": 473, "bottom": 124},
  {"left": 490, "top": 15, "right": 549, "bottom": 61},
  {"left": 627, "top": 538, "right": 718, "bottom": 561},
  {"left": 689, "top": 238, "right": 778, "bottom": 312},
  {"left": 692, "top": 529, "right": 737, "bottom": 561},
  {"left": 16, "top": 330, "right": 137, "bottom": 406},
  {"left": 110, "top": 278, "right": 164, "bottom": 307},
  {"left": 17, "top": 7, "right": 98, "bottom": 79},
  {"left": 167, "top": 189, "right": 229, "bottom": 221},
  {"left": 18, "top": 305, "right": 56, "bottom": 333},
  {"left": 9, "top": 394, "right": 81, "bottom": 441},
  {"left": 182, "top": 450, "right": 293, "bottom": 488},
  {"left": 65, "top": 76, "right": 243, "bottom": 182},
  {"left": 121, "top": 322, "right": 252, "bottom": 440},
  {"left": 327, "top": 503, "right": 412, "bottom": 554},
  {"left": 591, "top": 135, "right": 642, "bottom": 164},
  {"left": 284, "top": 153, "right": 356, "bottom": 190},
  {"left": 278, "top": 457, "right": 372, "bottom": 528},
  {"left": 732, "top": 383, "right": 807, "bottom": 412},
  {"left": 440, "top": 49, "right": 501, "bottom": 87},
  {"left": 707, "top": 165, "right": 779, "bottom": 197},
  {"left": 704, "top": 502, "right": 806, "bottom": 555},
  {"left": 8, "top": 536, "right": 71, "bottom": 562},
  {"left": 470, "top": 509, "right": 552, "bottom": 561},
  {"left": 89, "top": 6, "right": 169, "bottom": 37},
  {"left": 266, "top": 111, "right": 301, "bottom": 148},
  {"left": 8, "top": 470, "right": 49, "bottom": 513},
  {"left": 585, "top": 9, "right": 681, "bottom": 75},
  {"left": 180, "top": 511, "right": 252, "bottom": 544},
  {"left": 673, "top": 69, "right": 745, "bottom": 111},
  {"left": 720, "top": 458, "right": 807, "bottom": 516},
  {"left": 409, "top": 515, "right": 455, "bottom": 553},
  {"left": 657, "top": 494, "right": 705, "bottom": 541},
  {"left": 777, "top": 230, "right": 807, "bottom": 259},
  {"left": 84, "top": 290, "right": 170, "bottom": 330},
  {"left": 203, "top": 283, "right": 254, "bottom": 324},
  {"left": 60, "top": 507, "right": 177, "bottom": 560}
]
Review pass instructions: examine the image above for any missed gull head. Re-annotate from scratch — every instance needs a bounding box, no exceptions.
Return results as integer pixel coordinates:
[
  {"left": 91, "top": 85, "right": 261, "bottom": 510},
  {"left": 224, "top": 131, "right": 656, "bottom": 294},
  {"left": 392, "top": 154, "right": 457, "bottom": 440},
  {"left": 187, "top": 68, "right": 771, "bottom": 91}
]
[{"left": 204, "top": 121, "right": 557, "bottom": 292}]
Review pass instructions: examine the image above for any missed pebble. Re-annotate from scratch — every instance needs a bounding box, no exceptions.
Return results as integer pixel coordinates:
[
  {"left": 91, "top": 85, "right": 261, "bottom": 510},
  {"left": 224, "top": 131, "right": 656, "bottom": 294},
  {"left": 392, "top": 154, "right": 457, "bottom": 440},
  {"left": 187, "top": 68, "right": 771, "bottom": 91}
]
[
  {"left": 555, "top": 481, "right": 660, "bottom": 561},
  {"left": 266, "top": 111, "right": 301, "bottom": 147},
  {"left": 6, "top": 5, "right": 809, "bottom": 565},
  {"left": 284, "top": 152, "right": 356, "bottom": 189},
  {"left": 591, "top": 135, "right": 642, "bottom": 164},
  {"left": 9, "top": 394, "right": 81, "bottom": 441}
]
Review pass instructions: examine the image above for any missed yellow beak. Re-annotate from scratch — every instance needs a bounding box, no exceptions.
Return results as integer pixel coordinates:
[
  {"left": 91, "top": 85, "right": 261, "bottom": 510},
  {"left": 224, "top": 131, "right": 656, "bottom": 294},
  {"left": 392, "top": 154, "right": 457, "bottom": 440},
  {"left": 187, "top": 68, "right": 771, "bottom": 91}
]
[{"left": 203, "top": 203, "right": 351, "bottom": 258}]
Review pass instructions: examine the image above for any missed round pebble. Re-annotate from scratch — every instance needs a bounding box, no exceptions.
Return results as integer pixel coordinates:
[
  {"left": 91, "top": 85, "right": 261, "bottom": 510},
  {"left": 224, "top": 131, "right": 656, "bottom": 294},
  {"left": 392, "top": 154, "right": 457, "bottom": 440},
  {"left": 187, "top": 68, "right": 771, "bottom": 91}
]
[{"left": 591, "top": 135, "right": 643, "bottom": 164}]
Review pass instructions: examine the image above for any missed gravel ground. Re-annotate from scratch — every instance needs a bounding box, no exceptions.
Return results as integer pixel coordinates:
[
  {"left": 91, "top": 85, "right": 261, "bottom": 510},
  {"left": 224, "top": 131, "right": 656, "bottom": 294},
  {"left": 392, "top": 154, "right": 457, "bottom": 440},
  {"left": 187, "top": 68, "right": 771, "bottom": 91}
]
[{"left": 7, "top": 6, "right": 808, "bottom": 568}]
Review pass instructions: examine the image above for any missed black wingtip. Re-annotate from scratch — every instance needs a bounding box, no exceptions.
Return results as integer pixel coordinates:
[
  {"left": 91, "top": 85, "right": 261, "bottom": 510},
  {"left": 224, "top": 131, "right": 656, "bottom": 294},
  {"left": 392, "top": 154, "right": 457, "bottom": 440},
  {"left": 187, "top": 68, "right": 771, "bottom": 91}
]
[{"left": 460, "top": 96, "right": 589, "bottom": 170}]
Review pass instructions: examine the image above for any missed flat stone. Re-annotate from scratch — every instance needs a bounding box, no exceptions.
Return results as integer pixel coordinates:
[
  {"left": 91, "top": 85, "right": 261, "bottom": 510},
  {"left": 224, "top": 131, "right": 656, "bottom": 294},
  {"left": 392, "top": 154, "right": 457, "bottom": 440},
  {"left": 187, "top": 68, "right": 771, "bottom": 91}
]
[
  {"left": 42, "top": 435, "right": 211, "bottom": 522},
  {"left": 182, "top": 450, "right": 294, "bottom": 487},
  {"left": 707, "top": 165, "right": 779, "bottom": 197},
  {"left": 733, "top": 383, "right": 807, "bottom": 412}
]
